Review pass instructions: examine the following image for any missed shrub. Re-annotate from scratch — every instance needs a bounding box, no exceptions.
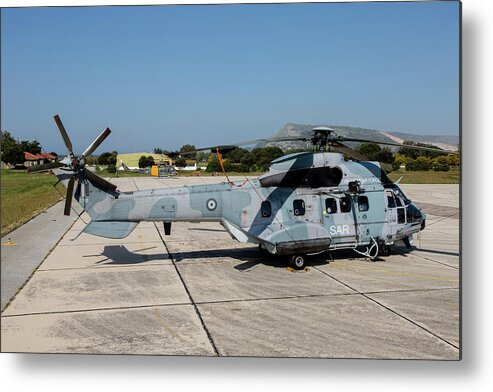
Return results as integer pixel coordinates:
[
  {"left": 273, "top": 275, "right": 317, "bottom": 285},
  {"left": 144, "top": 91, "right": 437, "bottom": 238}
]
[{"left": 433, "top": 164, "right": 450, "bottom": 172}]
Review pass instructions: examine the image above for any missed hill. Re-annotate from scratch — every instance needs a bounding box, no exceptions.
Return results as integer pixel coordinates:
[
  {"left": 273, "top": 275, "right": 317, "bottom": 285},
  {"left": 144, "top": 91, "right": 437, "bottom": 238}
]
[
  {"left": 117, "top": 152, "right": 171, "bottom": 168},
  {"left": 259, "top": 123, "right": 459, "bottom": 151}
]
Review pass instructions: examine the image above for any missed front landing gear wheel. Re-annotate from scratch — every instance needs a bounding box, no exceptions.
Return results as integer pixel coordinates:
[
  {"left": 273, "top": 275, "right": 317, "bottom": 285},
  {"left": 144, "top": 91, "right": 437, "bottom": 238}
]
[
  {"left": 288, "top": 254, "right": 307, "bottom": 270},
  {"left": 378, "top": 245, "right": 391, "bottom": 257}
]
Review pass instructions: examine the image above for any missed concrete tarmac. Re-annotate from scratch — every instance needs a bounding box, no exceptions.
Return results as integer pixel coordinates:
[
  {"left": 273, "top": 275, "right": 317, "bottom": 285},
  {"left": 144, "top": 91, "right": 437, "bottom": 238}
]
[
  {"left": 1, "top": 177, "right": 460, "bottom": 359},
  {"left": 1, "top": 200, "right": 79, "bottom": 310}
]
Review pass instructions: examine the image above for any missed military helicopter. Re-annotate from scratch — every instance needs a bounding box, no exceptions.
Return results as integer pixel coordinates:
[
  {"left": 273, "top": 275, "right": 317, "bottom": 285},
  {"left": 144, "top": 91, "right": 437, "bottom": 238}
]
[{"left": 31, "top": 115, "right": 459, "bottom": 269}]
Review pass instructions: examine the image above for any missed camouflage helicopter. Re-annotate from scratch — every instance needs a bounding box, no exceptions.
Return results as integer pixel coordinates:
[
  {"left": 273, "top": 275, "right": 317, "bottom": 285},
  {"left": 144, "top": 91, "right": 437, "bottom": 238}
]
[{"left": 31, "top": 115, "right": 458, "bottom": 270}]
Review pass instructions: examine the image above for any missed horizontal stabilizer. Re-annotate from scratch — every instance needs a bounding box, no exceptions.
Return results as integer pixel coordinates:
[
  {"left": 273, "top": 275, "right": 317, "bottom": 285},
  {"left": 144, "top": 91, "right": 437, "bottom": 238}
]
[{"left": 83, "top": 220, "right": 138, "bottom": 239}]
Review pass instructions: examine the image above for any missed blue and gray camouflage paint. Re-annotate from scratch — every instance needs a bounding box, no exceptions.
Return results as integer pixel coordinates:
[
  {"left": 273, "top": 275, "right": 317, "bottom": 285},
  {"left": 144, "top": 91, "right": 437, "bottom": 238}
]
[{"left": 53, "top": 151, "right": 426, "bottom": 258}]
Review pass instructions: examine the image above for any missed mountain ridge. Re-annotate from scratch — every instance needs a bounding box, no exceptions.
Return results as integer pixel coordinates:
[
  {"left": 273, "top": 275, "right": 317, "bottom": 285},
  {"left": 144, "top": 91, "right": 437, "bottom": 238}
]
[{"left": 260, "top": 123, "right": 459, "bottom": 151}]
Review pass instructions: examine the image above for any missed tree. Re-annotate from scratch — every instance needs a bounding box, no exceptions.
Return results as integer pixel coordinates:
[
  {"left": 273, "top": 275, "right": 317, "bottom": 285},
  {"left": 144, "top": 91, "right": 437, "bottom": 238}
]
[
  {"left": 107, "top": 155, "right": 117, "bottom": 166},
  {"left": 98, "top": 152, "right": 114, "bottom": 165},
  {"left": 153, "top": 147, "right": 163, "bottom": 154},
  {"left": 85, "top": 155, "right": 98, "bottom": 165},
  {"left": 399, "top": 141, "right": 443, "bottom": 159},
  {"left": 2, "top": 143, "right": 23, "bottom": 165},
  {"left": 433, "top": 164, "right": 450, "bottom": 172},
  {"left": 374, "top": 148, "right": 395, "bottom": 164},
  {"left": 206, "top": 154, "right": 222, "bottom": 172},
  {"left": 250, "top": 146, "right": 284, "bottom": 171},
  {"left": 138, "top": 155, "right": 155, "bottom": 168},
  {"left": 1, "top": 132, "right": 24, "bottom": 165},
  {"left": 19, "top": 140, "right": 41, "bottom": 154},
  {"left": 406, "top": 156, "right": 432, "bottom": 171},
  {"left": 180, "top": 144, "right": 197, "bottom": 159},
  {"left": 195, "top": 151, "right": 207, "bottom": 164},
  {"left": 174, "top": 157, "right": 187, "bottom": 168},
  {"left": 448, "top": 154, "right": 460, "bottom": 167},
  {"left": 224, "top": 147, "right": 250, "bottom": 163},
  {"left": 358, "top": 143, "right": 381, "bottom": 160},
  {"left": 357, "top": 143, "right": 394, "bottom": 164}
]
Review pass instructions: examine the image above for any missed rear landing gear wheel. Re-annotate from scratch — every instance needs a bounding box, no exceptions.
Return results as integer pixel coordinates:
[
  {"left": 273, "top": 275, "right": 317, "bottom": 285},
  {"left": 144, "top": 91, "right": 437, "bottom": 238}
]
[
  {"left": 258, "top": 244, "right": 269, "bottom": 256},
  {"left": 288, "top": 254, "right": 307, "bottom": 270}
]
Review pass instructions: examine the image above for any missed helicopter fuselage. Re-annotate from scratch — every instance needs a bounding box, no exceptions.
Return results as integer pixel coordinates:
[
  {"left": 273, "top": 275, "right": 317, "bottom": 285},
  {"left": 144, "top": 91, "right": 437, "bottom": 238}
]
[{"left": 73, "top": 152, "right": 425, "bottom": 257}]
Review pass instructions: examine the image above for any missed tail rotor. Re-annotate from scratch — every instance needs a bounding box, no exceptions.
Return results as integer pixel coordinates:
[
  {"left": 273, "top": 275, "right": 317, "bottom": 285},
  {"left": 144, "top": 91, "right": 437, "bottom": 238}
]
[{"left": 30, "top": 115, "right": 117, "bottom": 216}]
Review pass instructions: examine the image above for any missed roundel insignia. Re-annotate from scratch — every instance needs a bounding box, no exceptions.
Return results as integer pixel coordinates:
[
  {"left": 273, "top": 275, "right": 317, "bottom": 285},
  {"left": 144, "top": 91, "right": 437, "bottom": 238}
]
[{"left": 206, "top": 198, "right": 217, "bottom": 211}]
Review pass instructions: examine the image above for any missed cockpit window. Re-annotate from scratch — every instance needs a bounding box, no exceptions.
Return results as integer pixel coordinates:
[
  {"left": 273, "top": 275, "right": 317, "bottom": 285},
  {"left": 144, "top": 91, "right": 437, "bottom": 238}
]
[
  {"left": 395, "top": 195, "right": 403, "bottom": 207},
  {"left": 384, "top": 184, "right": 411, "bottom": 204},
  {"left": 407, "top": 204, "right": 422, "bottom": 223}
]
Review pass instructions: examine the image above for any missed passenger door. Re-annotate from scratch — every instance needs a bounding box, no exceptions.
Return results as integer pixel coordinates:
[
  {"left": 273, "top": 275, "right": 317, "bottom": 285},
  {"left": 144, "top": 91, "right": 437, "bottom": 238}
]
[{"left": 321, "top": 195, "right": 357, "bottom": 246}]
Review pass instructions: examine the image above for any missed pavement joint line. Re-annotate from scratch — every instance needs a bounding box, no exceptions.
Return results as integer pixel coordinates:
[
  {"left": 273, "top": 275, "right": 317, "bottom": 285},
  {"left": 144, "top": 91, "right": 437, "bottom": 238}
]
[
  {"left": 37, "top": 262, "right": 173, "bottom": 272},
  {"left": 423, "top": 212, "right": 460, "bottom": 226},
  {"left": 130, "top": 177, "right": 140, "bottom": 191},
  {"left": 2, "top": 301, "right": 194, "bottom": 318},
  {"left": 313, "top": 266, "right": 460, "bottom": 351},
  {"left": 329, "top": 260, "right": 459, "bottom": 283},
  {"left": 153, "top": 221, "right": 220, "bottom": 356},
  {"left": 193, "top": 287, "right": 460, "bottom": 307},
  {"left": 393, "top": 248, "right": 459, "bottom": 270},
  {"left": 2, "top": 287, "right": 460, "bottom": 319}
]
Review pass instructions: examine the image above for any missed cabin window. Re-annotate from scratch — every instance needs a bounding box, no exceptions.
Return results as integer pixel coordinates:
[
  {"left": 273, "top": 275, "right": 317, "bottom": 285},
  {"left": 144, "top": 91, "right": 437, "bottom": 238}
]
[
  {"left": 340, "top": 197, "right": 351, "bottom": 213},
  {"left": 386, "top": 191, "right": 396, "bottom": 208},
  {"left": 293, "top": 199, "right": 305, "bottom": 216},
  {"left": 357, "top": 196, "right": 369, "bottom": 212},
  {"left": 261, "top": 201, "right": 272, "bottom": 217},
  {"left": 398, "top": 208, "right": 406, "bottom": 224},
  {"left": 325, "top": 198, "right": 338, "bottom": 214}
]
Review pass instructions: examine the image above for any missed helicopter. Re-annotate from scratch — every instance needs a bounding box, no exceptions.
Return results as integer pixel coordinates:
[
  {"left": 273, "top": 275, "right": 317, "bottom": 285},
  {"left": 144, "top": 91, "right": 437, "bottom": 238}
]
[{"left": 30, "top": 115, "right": 459, "bottom": 270}]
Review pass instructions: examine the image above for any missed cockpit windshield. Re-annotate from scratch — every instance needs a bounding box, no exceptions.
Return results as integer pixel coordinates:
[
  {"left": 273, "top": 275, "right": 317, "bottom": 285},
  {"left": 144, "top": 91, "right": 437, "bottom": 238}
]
[{"left": 384, "top": 184, "right": 411, "bottom": 205}]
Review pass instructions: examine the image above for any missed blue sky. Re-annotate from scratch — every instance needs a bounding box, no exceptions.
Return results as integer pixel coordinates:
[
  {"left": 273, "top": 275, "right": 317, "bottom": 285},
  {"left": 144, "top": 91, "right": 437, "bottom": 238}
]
[{"left": 1, "top": 1, "right": 460, "bottom": 154}]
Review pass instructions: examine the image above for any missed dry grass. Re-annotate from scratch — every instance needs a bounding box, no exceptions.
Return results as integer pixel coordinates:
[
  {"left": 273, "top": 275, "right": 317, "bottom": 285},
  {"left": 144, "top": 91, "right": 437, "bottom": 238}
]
[
  {"left": 388, "top": 168, "right": 460, "bottom": 184},
  {"left": 1, "top": 170, "right": 65, "bottom": 236}
]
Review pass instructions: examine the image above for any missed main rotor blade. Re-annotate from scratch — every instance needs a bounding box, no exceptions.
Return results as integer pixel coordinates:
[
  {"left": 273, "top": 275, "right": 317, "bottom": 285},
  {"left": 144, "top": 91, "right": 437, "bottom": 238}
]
[
  {"left": 53, "top": 115, "right": 74, "bottom": 156},
  {"left": 82, "top": 127, "right": 112, "bottom": 157},
  {"left": 74, "top": 179, "right": 82, "bottom": 202},
  {"left": 330, "top": 141, "right": 369, "bottom": 161},
  {"left": 178, "top": 136, "right": 310, "bottom": 155},
  {"left": 64, "top": 176, "right": 75, "bottom": 216},
  {"left": 85, "top": 170, "right": 117, "bottom": 192},
  {"left": 339, "top": 136, "right": 459, "bottom": 155},
  {"left": 27, "top": 161, "right": 65, "bottom": 173}
]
